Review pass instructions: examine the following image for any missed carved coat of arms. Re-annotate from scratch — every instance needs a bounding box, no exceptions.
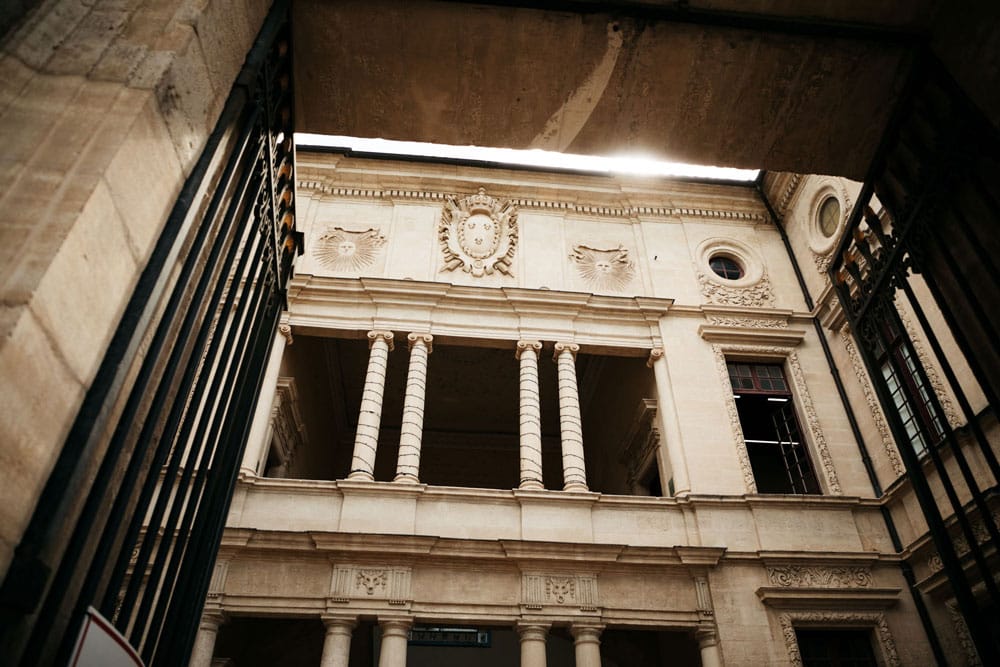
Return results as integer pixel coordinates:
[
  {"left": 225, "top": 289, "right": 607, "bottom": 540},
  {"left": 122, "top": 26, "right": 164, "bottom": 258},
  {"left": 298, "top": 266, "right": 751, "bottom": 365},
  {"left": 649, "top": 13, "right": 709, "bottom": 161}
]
[
  {"left": 439, "top": 188, "right": 518, "bottom": 277},
  {"left": 313, "top": 226, "right": 386, "bottom": 272}
]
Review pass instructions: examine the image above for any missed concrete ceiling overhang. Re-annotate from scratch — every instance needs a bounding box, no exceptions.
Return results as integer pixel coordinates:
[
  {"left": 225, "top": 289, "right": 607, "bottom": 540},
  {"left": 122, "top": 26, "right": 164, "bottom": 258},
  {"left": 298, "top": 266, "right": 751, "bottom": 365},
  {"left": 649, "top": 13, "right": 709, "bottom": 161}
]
[{"left": 292, "top": 0, "right": 935, "bottom": 179}]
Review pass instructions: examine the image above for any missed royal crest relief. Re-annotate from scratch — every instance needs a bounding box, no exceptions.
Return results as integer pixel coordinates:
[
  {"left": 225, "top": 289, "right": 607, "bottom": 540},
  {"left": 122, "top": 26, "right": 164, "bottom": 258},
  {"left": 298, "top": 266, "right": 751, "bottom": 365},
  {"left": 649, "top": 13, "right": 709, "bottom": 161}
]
[
  {"left": 439, "top": 187, "right": 518, "bottom": 277},
  {"left": 314, "top": 226, "right": 386, "bottom": 272}
]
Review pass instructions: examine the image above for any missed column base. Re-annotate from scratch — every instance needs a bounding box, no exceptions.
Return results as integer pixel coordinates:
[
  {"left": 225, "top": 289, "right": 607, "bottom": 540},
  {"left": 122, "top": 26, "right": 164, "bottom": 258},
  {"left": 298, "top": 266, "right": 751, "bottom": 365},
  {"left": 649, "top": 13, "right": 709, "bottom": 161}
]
[
  {"left": 519, "top": 480, "right": 544, "bottom": 490},
  {"left": 563, "top": 482, "right": 589, "bottom": 492},
  {"left": 347, "top": 471, "right": 375, "bottom": 481},
  {"left": 393, "top": 473, "right": 420, "bottom": 484}
]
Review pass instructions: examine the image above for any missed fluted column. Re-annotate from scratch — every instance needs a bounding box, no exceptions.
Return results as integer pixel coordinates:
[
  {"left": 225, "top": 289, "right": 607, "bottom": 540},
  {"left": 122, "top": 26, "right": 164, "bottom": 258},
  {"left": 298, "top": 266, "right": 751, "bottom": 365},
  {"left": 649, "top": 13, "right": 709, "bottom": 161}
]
[
  {"left": 394, "top": 333, "right": 432, "bottom": 483},
  {"left": 189, "top": 611, "right": 225, "bottom": 667},
  {"left": 320, "top": 616, "right": 357, "bottom": 667},
  {"left": 518, "top": 622, "right": 549, "bottom": 666},
  {"left": 648, "top": 347, "right": 691, "bottom": 495},
  {"left": 378, "top": 618, "right": 411, "bottom": 667},
  {"left": 554, "top": 342, "right": 587, "bottom": 491},
  {"left": 571, "top": 624, "right": 603, "bottom": 667},
  {"left": 349, "top": 330, "right": 394, "bottom": 481},
  {"left": 241, "top": 322, "right": 292, "bottom": 475},
  {"left": 516, "top": 340, "right": 544, "bottom": 489},
  {"left": 696, "top": 628, "right": 723, "bottom": 667}
]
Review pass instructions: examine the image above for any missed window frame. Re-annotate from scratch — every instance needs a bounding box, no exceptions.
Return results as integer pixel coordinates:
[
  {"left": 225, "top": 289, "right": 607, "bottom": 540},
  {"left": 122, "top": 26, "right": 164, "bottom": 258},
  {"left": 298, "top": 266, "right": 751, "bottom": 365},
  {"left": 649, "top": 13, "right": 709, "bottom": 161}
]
[{"left": 727, "top": 359, "right": 822, "bottom": 495}]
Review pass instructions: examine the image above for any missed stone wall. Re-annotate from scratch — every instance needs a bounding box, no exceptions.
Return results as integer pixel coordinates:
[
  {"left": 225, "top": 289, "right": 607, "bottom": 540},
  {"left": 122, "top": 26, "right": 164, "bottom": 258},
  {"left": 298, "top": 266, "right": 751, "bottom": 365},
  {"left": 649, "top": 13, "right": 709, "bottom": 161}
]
[{"left": 0, "top": 0, "right": 270, "bottom": 577}]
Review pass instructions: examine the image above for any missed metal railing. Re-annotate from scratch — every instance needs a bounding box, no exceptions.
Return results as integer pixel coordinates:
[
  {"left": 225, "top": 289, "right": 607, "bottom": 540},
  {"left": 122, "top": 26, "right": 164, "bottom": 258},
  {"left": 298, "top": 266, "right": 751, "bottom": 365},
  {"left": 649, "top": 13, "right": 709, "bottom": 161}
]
[
  {"left": 830, "top": 52, "right": 1000, "bottom": 664},
  {"left": 0, "top": 1, "right": 300, "bottom": 664}
]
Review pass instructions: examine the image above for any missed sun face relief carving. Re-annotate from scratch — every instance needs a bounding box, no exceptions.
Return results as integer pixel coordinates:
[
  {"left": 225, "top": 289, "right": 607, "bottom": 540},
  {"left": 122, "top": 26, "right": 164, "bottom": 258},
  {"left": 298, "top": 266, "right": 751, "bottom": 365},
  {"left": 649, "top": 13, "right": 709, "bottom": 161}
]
[
  {"left": 314, "top": 226, "right": 386, "bottom": 271},
  {"left": 439, "top": 187, "right": 518, "bottom": 277},
  {"left": 570, "top": 244, "right": 636, "bottom": 291}
]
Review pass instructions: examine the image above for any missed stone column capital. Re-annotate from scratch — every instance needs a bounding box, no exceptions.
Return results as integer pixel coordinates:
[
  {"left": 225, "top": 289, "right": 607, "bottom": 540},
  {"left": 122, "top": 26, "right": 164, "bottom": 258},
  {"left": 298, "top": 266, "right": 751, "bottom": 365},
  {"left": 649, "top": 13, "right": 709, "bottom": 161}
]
[
  {"left": 515, "top": 339, "right": 543, "bottom": 359},
  {"left": 367, "top": 330, "right": 395, "bottom": 351},
  {"left": 278, "top": 321, "right": 294, "bottom": 346},
  {"left": 516, "top": 622, "right": 550, "bottom": 639},
  {"left": 321, "top": 615, "right": 358, "bottom": 632},
  {"left": 407, "top": 332, "right": 433, "bottom": 352},
  {"left": 379, "top": 617, "right": 413, "bottom": 636},
  {"left": 647, "top": 346, "right": 664, "bottom": 367},
  {"left": 553, "top": 341, "right": 579, "bottom": 360},
  {"left": 570, "top": 623, "right": 605, "bottom": 640},
  {"left": 695, "top": 627, "right": 719, "bottom": 647},
  {"left": 199, "top": 610, "right": 227, "bottom": 631}
]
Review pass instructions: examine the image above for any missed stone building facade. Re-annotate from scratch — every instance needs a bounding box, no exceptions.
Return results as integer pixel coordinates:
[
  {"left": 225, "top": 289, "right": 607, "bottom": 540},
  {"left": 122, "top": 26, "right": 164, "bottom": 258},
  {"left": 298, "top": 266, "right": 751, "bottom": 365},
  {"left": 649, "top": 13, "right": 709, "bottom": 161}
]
[{"left": 187, "top": 152, "right": 958, "bottom": 666}]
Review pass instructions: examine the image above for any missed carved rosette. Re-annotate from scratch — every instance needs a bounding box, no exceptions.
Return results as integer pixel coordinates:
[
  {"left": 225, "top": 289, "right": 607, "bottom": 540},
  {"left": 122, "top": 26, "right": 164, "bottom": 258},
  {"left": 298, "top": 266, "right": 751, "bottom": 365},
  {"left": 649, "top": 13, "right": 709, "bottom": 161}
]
[
  {"left": 712, "top": 344, "right": 841, "bottom": 495},
  {"left": 767, "top": 566, "right": 873, "bottom": 588},
  {"left": 697, "top": 271, "right": 775, "bottom": 307},
  {"left": 779, "top": 612, "right": 899, "bottom": 667},
  {"left": 439, "top": 187, "right": 518, "bottom": 277},
  {"left": 314, "top": 226, "right": 386, "bottom": 271},
  {"left": 569, "top": 244, "right": 636, "bottom": 291}
]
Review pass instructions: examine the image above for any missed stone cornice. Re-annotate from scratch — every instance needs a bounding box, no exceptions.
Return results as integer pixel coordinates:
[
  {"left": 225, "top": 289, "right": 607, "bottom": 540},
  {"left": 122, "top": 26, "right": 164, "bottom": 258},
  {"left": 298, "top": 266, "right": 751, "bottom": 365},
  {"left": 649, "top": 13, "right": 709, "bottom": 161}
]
[
  {"left": 287, "top": 276, "right": 672, "bottom": 350},
  {"left": 296, "top": 179, "right": 766, "bottom": 223}
]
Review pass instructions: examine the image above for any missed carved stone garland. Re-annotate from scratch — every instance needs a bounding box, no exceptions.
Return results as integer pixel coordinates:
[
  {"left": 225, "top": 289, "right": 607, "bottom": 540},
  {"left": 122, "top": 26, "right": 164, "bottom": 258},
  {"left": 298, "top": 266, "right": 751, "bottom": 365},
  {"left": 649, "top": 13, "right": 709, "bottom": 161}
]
[
  {"left": 439, "top": 187, "right": 518, "bottom": 277},
  {"left": 707, "top": 315, "right": 789, "bottom": 329},
  {"left": 712, "top": 344, "right": 842, "bottom": 494},
  {"left": 779, "top": 611, "right": 899, "bottom": 667},
  {"left": 697, "top": 271, "right": 775, "bottom": 308},
  {"left": 767, "top": 566, "right": 873, "bottom": 588},
  {"left": 314, "top": 226, "right": 386, "bottom": 271},
  {"left": 569, "top": 243, "right": 636, "bottom": 291},
  {"left": 840, "top": 327, "right": 904, "bottom": 477}
]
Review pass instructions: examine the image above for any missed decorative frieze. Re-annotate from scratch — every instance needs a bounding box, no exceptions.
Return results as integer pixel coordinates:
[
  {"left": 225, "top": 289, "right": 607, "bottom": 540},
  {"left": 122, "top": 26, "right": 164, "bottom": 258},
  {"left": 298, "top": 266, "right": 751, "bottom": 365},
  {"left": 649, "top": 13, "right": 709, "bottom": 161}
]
[
  {"left": 779, "top": 611, "right": 899, "bottom": 667},
  {"left": 298, "top": 180, "right": 765, "bottom": 222},
  {"left": 712, "top": 344, "right": 841, "bottom": 495},
  {"left": 439, "top": 187, "right": 518, "bottom": 277},
  {"left": 330, "top": 565, "right": 411, "bottom": 605},
  {"left": 707, "top": 315, "right": 789, "bottom": 329},
  {"left": 767, "top": 566, "right": 873, "bottom": 588},
  {"left": 569, "top": 244, "right": 636, "bottom": 291},
  {"left": 697, "top": 271, "right": 775, "bottom": 308},
  {"left": 313, "top": 226, "right": 386, "bottom": 271},
  {"left": 522, "top": 573, "right": 599, "bottom": 611}
]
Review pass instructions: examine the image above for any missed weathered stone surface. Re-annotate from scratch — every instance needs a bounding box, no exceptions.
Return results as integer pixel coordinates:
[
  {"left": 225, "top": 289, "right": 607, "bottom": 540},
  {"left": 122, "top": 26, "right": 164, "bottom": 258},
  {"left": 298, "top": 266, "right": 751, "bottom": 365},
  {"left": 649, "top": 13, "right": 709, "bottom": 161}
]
[{"left": 0, "top": 309, "right": 85, "bottom": 576}]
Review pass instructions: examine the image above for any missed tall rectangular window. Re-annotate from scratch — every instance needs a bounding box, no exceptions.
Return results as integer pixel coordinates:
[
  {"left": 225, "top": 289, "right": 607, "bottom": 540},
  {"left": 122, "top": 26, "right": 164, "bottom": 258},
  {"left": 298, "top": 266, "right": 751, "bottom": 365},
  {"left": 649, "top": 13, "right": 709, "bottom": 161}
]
[
  {"left": 872, "top": 317, "right": 945, "bottom": 457},
  {"left": 727, "top": 361, "right": 820, "bottom": 494}
]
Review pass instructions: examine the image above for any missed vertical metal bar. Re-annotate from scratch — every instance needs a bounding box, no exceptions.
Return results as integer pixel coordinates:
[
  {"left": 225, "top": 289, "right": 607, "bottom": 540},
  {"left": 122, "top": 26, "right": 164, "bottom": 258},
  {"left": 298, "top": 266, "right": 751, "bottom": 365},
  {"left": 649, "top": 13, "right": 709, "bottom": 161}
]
[
  {"left": 110, "top": 131, "right": 264, "bottom": 630},
  {"left": 132, "top": 214, "right": 270, "bottom": 653},
  {"left": 897, "top": 279, "right": 1000, "bottom": 484},
  {"left": 836, "top": 281, "right": 998, "bottom": 665}
]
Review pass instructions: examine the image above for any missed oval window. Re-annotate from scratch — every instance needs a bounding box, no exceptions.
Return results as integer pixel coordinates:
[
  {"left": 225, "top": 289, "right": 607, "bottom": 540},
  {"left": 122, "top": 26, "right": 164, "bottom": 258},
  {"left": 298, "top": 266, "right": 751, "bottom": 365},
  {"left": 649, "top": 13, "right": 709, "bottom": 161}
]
[{"left": 818, "top": 196, "right": 841, "bottom": 238}]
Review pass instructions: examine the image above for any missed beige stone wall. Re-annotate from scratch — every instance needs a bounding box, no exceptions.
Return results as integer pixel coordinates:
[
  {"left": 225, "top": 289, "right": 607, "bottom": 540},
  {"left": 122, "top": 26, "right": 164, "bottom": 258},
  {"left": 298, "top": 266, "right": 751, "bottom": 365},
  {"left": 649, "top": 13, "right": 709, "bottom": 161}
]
[{"left": 0, "top": 0, "right": 270, "bottom": 577}]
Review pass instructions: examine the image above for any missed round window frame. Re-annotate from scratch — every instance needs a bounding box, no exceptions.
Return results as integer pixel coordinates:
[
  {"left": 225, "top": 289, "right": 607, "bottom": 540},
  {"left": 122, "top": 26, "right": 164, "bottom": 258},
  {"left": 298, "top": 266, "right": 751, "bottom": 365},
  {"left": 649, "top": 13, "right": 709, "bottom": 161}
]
[
  {"left": 696, "top": 238, "right": 765, "bottom": 289},
  {"left": 807, "top": 183, "right": 848, "bottom": 256},
  {"left": 709, "top": 254, "right": 745, "bottom": 281}
]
